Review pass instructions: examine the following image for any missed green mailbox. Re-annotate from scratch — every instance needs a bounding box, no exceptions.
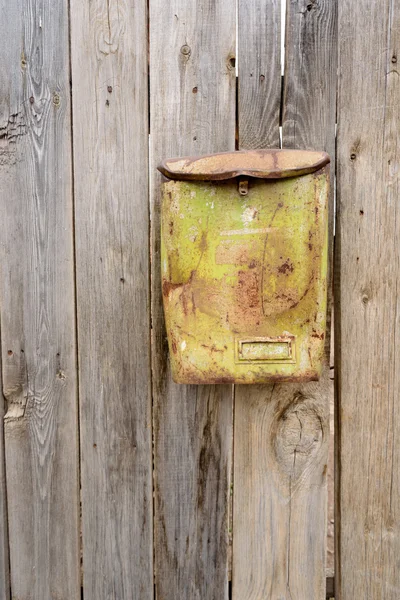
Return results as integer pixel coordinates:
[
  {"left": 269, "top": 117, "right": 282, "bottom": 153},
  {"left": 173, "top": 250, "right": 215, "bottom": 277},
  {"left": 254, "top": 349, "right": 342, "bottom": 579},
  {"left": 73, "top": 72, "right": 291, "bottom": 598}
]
[{"left": 159, "top": 149, "right": 329, "bottom": 384}]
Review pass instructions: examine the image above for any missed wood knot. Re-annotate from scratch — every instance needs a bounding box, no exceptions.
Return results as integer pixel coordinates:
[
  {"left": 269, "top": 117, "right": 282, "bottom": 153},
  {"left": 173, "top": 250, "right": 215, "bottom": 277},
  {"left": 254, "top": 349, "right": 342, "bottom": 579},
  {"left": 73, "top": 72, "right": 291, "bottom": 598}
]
[
  {"left": 273, "top": 393, "right": 324, "bottom": 482},
  {"left": 361, "top": 286, "right": 372, "bottom": 305},
  {"left": 180, "top": 44, "right": 191, "bottom": 56}
]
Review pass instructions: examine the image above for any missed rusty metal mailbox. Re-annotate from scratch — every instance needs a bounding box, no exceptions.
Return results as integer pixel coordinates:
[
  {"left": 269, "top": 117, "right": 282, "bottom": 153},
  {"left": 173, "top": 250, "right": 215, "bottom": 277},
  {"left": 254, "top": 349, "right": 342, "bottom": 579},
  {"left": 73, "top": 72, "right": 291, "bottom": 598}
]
[{"left": 158, "top": 149, "right": 329, "bottom": 384}]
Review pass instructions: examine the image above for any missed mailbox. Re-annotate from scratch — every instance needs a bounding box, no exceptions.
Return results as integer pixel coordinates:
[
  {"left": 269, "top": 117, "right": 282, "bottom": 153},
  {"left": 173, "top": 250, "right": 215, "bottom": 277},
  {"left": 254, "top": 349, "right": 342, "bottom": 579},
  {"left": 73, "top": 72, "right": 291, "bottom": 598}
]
[{"left": 158, "top": 149, "right": 329, "bottom": 384}]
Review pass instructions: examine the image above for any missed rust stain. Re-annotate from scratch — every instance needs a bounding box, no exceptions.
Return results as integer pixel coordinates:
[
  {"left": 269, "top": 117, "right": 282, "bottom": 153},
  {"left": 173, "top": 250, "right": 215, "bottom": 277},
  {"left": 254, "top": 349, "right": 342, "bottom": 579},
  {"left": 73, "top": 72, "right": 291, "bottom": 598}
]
[
  {"left": 238, "top": 269, "right": 260, "bottom": 309},
  {"left": 200, "top": 344, "right": 224, "bottom": 354},
  {"left": 158, "top": 149, "right": 330, "bottom": 181},
  {"left": 182, "top": 289, "right": 189, "bottom": 316},
  {"left": 162, "top": 279, "right": 183, "bottom": 297},
  {"left": 229, "top": 268, "right": 263, "bottom": 329},
  {"left": 311, "top": 330, "right": 325, "bottom": 339},
  {"left": 215, "top": 240, "right": 253, "bottom": 265},
  {"left": 277, "top": 259, "right": 294, "bottom": 274},
  {"left": 173, "top": 370, "right": 320, "bottom": 385}
]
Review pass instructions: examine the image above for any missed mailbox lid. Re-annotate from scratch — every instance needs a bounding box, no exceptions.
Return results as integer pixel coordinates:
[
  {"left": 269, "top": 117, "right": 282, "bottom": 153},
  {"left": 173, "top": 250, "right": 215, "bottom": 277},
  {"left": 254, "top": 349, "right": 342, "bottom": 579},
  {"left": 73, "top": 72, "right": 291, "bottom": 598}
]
[{"left": 158, "top": 149, "right": 330, "bottom": 181}]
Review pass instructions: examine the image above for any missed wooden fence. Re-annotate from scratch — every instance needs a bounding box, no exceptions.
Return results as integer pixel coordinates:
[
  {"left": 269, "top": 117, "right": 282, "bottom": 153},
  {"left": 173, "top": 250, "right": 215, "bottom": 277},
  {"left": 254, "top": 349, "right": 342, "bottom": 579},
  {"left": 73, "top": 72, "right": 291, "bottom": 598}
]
[{"left": 0, "top": 0, "right": 398, "bottom": 598}]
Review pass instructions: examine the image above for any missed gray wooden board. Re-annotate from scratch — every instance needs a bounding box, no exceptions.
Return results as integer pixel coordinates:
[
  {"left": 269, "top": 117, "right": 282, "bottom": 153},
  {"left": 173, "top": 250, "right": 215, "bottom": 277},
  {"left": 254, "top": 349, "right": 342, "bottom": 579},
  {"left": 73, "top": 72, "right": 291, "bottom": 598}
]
[
  {"left": 336, "top": 0, "right": 400, "bottom": 597},
  {"left": 0, "top": 0, "right": 80, "bottom": 598},
  {"left": 238, "top": 0, "right": 281, "bottom": 150},
  {"left": 233, "top": 0, "right": 337, "bottom": 597},
  {"left": 0, "top": 359, "right": 9, "bottom": 599},
  {"left": 150, "top": 1, "right": 236, "bottom": 598},
  {"left": 70, "top": 0, "right": 153, "bottom": 598},
  {"left": 233, "top": 379, "right": 331, "bottom": 599}
]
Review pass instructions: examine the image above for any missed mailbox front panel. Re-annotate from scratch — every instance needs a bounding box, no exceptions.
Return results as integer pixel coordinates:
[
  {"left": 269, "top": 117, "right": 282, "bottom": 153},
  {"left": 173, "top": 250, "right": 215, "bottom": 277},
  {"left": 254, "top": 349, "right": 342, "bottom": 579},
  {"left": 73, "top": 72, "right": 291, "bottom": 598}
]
[{"left": 161, "top": 161, "right": 329, "bottom": 384}]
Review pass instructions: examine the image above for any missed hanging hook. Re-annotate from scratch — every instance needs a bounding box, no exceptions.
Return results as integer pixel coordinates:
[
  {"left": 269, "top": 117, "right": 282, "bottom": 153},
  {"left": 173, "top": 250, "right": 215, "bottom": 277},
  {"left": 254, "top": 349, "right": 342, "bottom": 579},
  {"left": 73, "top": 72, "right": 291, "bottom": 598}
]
[{"left": 238, "top": 178, "right": 249, "bottom": 196}]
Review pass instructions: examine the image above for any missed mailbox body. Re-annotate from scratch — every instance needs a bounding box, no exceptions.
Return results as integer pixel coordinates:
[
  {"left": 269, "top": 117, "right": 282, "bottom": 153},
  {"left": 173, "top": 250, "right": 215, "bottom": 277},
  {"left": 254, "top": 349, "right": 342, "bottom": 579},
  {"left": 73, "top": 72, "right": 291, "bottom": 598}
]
[{"left": 159, "top": 150, "right": 329, "bottom": 384}]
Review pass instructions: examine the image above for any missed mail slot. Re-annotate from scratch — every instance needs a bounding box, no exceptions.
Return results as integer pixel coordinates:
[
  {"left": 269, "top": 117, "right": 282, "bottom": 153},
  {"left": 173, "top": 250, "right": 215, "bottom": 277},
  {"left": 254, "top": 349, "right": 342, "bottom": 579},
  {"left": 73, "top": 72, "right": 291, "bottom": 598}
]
[{"left": 158, "top": 149, "right": 329, "bottom": 384}]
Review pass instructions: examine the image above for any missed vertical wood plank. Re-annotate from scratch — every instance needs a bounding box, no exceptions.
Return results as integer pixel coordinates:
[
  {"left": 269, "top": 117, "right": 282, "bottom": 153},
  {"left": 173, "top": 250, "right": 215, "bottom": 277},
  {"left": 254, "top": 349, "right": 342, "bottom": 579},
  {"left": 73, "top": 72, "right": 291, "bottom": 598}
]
[
  {"left": 233, "top": 3, "right": 281, "bottom": 592},
  {"left": 282, "top": 0, "right": 337, "bottom": 592},
  {"left": 336, "top": 0, "right": 400, "bottom": 598},
  {"left": 0, "top": 0, "right": 80, "bottom": 598},
  {"left": 233, "top": 2, "right": 281, "bottom": 597},
  {"left": 0, "top": 362, "right": 9, "bottom": 600},
  {"left": 150, "top": 1, "right": 236, "bottom": 598},
  {"left": 238, "top": 0, "right": 281, "bottom": 150},
  {"left": 283, "top": 0, "right": 337, "bottom": 158},
  {"left": 70, "top": 1, "right": 153, "bottom": 598},
  {"left": 233, "top": 0, "right": 337, "bottom": 598}
]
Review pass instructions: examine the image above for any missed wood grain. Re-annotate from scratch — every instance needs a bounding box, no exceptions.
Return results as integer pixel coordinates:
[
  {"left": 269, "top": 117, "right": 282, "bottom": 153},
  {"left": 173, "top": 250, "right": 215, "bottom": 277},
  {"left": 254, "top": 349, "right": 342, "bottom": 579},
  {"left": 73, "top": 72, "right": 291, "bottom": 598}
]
[
  {"left": 0, "top": 353, "right": 9, "bottom": 600},
  {"left": 70, "top": 0, "right": 153, "bottom": 598},
  {"left": 238, "top": 0, "right": 281, "bottom": 149},
  {"left": 233, "top": 381, "right": 331, "bottom": 599},
  {"left": 150, "top": 1, "right": 236, "bottom": 597},
  {"left": 282, "top": 0, "right": 337, "bottom": 157},
  {"left": 233, "top": 0, "right": 337, "bottom": 597},
  {"left": 0, "top": 0, "right": 80, "bottom": 598},
  {"left": 336, "top": 0, "right": 400, "bottom": 597}
]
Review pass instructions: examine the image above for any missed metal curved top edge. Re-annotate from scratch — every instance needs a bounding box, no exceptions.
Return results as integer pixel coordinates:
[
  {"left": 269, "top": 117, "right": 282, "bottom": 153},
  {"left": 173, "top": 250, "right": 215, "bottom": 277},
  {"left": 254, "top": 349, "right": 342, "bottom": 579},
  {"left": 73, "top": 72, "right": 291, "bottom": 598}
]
[{"left": 158, "top": 149, "right": 330, "bottom": 181}]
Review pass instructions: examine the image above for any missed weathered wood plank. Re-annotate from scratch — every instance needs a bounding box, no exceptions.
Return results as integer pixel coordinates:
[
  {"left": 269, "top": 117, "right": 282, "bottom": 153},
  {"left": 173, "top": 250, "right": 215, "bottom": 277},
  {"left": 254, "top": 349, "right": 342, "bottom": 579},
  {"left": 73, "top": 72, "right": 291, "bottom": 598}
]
[
  {"left": 282, "top": 0, "right": 337, "bottom": 157},
  {"left": 150, "top": 1, "right": 236, "bottom": 597},
  {"left": 238, "top": 0, "right": 281, "bottom": 149},
  {"left": 336, "top": 0, "right": 400, "bottom": 598},
  {"left": 70, "top": 1, "right": 153, "bottom": 598},
  {"left": 0, "top": 357, "right": 9, "bottom": 600},
  {"left": 283, "top": 2, "right": 337, "bottom": 589},
  {"left": 233, "top": 380, "right": 331, "bottom": 599},
  {"left": 0, "top": 0, "right": 80, "bottom": 598},
  {"left": 233, "top": 4, "right": 280, "bottom": 593},
  {"left": 233, "top": 0, "right": 337, "bottom": 597}
]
